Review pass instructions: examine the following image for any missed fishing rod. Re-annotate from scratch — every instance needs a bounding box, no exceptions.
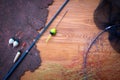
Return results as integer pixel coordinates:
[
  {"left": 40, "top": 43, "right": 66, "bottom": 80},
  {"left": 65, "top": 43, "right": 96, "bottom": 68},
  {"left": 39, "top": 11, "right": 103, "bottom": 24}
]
[{"left": 3, "top": 0, "right": 69, "bottom": 80}]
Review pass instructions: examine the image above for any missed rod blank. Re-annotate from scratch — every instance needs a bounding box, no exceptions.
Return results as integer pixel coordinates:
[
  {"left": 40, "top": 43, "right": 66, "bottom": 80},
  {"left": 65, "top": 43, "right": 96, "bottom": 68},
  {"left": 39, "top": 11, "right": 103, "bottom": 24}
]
[{"left": 3, "top": 0, "right": 69, "bottom": 80}]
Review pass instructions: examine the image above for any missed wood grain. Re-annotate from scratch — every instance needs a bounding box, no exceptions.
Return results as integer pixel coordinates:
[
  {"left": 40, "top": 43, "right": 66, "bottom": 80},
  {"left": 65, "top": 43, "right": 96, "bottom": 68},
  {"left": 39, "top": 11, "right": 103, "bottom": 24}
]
[{"left": 21, "top": 0, "right": 120, "bottom": 80}]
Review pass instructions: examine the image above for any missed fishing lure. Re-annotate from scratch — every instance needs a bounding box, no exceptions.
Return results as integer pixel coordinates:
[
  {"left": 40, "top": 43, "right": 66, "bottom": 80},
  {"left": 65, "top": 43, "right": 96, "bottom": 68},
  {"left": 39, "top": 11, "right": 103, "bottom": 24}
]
[
  {"left": 46, "top": 28, "right": 57, "bottom": 42},
  {"left": 13, "top": 42, "right": 26, "bottom": 63},
  {"left": 13, "top": 50, "right": 21, "bottom": 63},
  {"left": 46, "top": 10, "right": 68, "bottom": 42},
  {"left": 8, "top": 38, "right": 15, "bottom": 45},
  {"left": 13, "top": 40, "right": 19, "bottom": 48},
  {"left": 8, "top": 32, "right": 22, "bottom": 48},
  {"left": 8, "top": 38, "right": 19, "bottom": 48},
  {"left": 3, "top": 0, "right": 69, "bottom": 80}
]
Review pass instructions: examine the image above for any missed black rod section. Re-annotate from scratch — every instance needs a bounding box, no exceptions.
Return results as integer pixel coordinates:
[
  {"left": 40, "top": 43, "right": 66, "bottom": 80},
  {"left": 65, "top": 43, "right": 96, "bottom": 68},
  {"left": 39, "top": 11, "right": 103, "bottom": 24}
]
[{"left": 3, "top": 0, "right": 69, "bottom": 80}]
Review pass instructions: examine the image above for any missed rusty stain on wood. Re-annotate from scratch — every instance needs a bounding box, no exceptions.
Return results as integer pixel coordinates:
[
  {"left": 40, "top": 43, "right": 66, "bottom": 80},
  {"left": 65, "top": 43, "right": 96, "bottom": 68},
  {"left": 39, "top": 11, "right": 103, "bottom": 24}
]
[{"left": 21, "top": 0, "right": 120, "bottom": 80}]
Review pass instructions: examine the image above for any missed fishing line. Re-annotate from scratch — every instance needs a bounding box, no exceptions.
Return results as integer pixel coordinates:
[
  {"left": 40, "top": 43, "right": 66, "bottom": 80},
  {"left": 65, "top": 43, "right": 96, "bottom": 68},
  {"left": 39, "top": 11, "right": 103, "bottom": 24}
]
[
  {"left": 3, "top": 0, "right": 69, "bottom": 80},
  {"left": 83, "top": 26, "right": 113, "bottom": 80},
  {"left": 46, "top": 10, "right": 68, "bottom": 42}
]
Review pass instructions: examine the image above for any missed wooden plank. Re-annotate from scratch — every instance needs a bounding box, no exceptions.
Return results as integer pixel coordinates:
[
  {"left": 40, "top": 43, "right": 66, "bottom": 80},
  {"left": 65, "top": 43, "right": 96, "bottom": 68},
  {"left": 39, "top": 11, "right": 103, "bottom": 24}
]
[{"left": 21, "top": 0, "right": 120, "bottom": 80}]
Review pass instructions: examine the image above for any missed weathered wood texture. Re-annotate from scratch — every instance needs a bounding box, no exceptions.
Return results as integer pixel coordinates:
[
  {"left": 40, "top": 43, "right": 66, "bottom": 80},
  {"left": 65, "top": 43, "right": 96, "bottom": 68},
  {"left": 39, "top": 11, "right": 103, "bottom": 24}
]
[{"left": 21, "top": 0, "right": 120, "bottom": 80}]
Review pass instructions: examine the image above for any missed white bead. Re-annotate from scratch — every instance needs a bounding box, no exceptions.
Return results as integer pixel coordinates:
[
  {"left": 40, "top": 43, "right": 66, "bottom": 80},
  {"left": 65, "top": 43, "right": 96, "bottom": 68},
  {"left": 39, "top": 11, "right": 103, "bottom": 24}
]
[
  {"left": 13, "top": 41, "right": 19, "bottom": 48},
  {"left": 13, "top": 51, "right": 21, "bottom": 63},
  {"left": 8, "top": 38, "right": 14, "bottom": 45}
]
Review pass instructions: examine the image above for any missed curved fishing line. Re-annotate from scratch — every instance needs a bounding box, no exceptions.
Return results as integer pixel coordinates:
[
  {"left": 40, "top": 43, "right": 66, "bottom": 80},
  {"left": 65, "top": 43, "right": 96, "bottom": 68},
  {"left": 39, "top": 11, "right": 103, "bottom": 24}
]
[{"left": 83, "top": 26, "right": 112, "bottom": 80}]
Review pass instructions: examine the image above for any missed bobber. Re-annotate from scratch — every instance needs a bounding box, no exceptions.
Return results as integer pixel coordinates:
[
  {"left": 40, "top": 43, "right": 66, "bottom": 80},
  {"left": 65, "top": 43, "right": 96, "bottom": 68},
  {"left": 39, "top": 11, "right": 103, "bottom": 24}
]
[
  {"left": 13, "top": 50, "right": 21, "bottom": 63},
  {"left": 8, "top": 37, "right": 15, "bottom": 45},
  {"left": 13, "top": 40, "right": 19, "bottom": 48}
]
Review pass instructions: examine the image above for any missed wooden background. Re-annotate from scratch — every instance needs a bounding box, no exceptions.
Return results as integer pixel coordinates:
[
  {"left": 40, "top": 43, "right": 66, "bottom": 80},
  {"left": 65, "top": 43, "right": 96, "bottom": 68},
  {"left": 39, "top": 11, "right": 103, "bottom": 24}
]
[{"left": 21, "top": 0, "right": 120, "bottom": 80}]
